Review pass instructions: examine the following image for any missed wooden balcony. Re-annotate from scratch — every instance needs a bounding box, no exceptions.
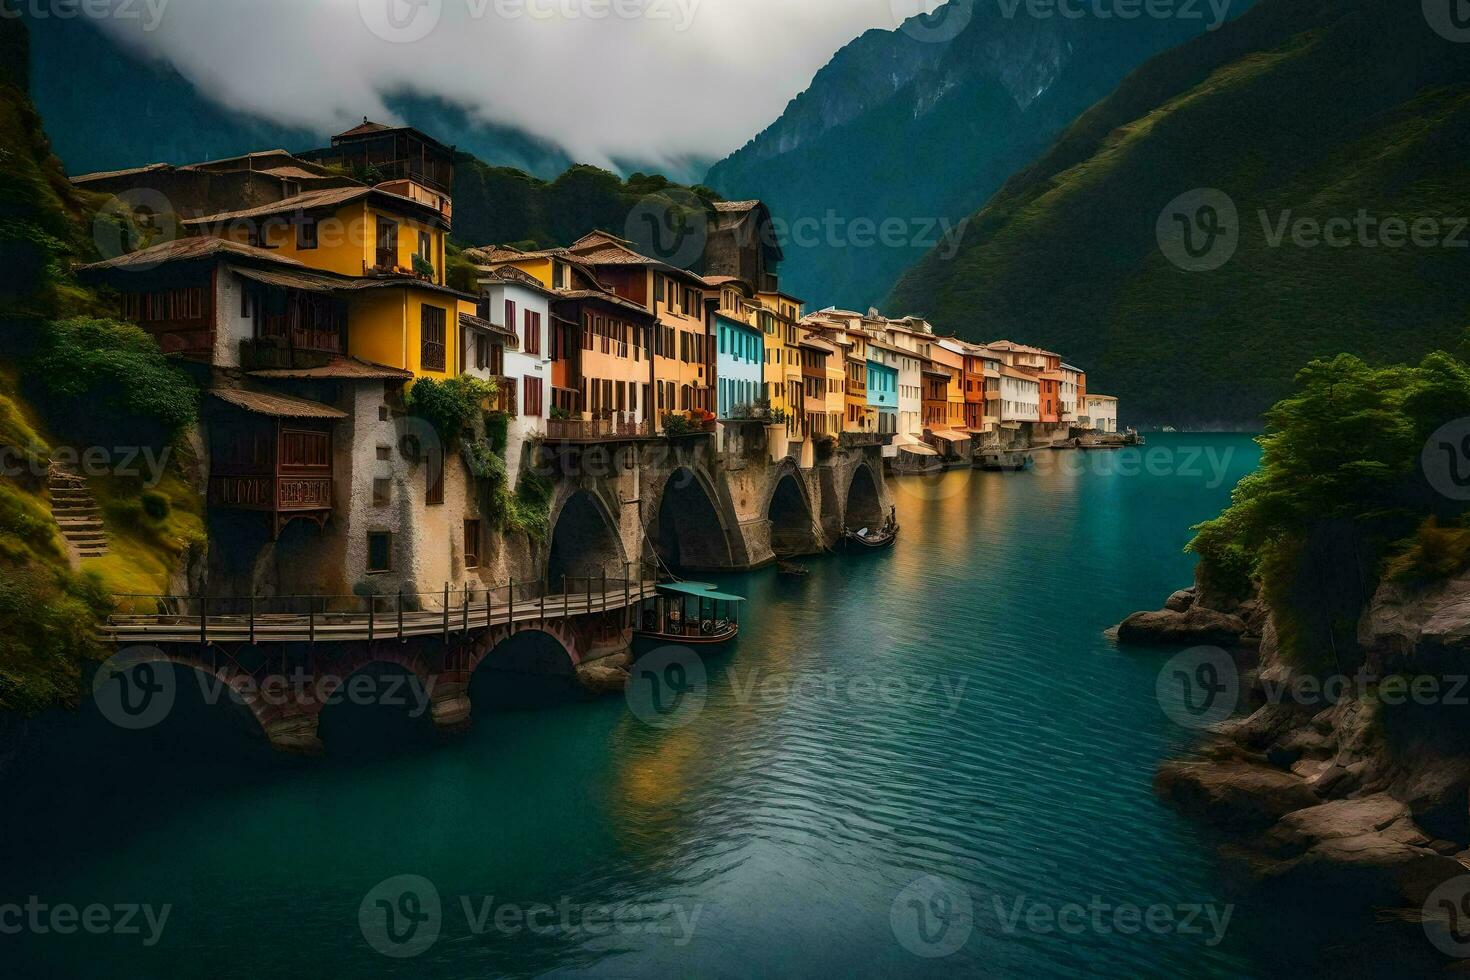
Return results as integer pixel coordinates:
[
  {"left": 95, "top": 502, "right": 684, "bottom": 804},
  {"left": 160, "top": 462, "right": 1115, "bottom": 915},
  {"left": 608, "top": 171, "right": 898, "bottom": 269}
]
[
  {"left": 545, "top": 416, "right": 654, "bottom": 443},
  {"left": 208, "top": 399, "right": 338, "bottom": 537}
]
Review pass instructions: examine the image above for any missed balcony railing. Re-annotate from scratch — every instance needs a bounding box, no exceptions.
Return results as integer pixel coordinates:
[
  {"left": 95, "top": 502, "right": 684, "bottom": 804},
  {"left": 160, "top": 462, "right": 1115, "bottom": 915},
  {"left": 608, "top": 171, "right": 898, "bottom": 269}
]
[{"left": 545, "top": 417, "right": 653, "bottom": 442}]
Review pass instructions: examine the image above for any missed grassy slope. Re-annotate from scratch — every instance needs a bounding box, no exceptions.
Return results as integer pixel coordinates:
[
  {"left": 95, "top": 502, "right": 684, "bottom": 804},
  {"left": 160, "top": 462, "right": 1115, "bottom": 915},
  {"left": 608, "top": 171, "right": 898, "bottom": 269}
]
[
  {"left": 887, "top": 0, "right": 1470, "bottom": 427},
  {"left": 0, "top": 18, "right": 204, "bottom": 712}
]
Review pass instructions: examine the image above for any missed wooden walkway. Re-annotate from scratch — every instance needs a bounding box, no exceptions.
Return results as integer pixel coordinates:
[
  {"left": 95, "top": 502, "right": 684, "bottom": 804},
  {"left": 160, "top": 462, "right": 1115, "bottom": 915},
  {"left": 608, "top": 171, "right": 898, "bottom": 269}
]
[{"left": 107, "top": 581, "right": 659, "bottom": 646}]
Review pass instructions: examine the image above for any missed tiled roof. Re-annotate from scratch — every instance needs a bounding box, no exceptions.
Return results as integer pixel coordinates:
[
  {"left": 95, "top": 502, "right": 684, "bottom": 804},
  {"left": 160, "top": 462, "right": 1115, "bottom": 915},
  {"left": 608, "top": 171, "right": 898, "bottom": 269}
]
[
  {"left": 70, "top": 162, "right": 173, "bottom": 184},
  {"left": 248, "top": 357, "right": 413, "bottom": 381},
  {"left": 75, "top": 236, "right": 310, "bottom": 272},
  {"left": 713, "top": 200, "right": 761, "bottom": 213},
  {"left": 458, "top": 311, "right": 520, "bottom": 348},
  {"left": 182, "top": 185, "right": 440, "bottom": 227},
  {"left": 210, "top": 388, "right": 347, "bottom": 420}
]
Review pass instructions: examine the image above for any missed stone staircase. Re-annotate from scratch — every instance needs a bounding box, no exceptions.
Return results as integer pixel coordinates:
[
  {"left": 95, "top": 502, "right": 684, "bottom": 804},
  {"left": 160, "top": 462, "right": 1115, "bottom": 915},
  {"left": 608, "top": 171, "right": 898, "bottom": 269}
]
[{"left": 48, "top": 464, "right": 109, "bottom": 561}]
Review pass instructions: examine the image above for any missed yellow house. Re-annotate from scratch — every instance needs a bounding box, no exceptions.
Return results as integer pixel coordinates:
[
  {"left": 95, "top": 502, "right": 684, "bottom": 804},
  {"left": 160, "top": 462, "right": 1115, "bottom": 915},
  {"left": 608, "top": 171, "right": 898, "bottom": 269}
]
[
  {"left": 184, "top": 186, "right": 475, "bottom": 379},
  {"left": 755, "top": 290, "right": 804, "bottom": 438}
]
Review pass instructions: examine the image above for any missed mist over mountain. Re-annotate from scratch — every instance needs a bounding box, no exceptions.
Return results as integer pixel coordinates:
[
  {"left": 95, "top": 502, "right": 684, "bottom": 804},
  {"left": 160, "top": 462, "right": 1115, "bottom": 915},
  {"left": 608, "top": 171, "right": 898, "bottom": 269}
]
[{"left": 705, "top": 0, "right": 1252, "bottom": 309}]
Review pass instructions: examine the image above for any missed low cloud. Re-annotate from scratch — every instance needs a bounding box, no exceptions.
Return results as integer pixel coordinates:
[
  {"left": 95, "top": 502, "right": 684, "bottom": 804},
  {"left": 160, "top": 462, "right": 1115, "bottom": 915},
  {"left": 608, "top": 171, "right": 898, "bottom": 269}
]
[{"left": 86, "top": 0, "right": 912, "bottom": 170}]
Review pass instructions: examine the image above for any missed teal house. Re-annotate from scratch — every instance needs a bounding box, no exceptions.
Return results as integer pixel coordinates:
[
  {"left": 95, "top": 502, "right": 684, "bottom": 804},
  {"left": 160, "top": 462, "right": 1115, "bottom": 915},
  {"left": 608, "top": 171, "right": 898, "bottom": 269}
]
[
  {"left": 866, "top": 358, "right": 899, "bottom": 434},
  {"left": 717, "top": 312, "right": 765, "bottom": 418}
]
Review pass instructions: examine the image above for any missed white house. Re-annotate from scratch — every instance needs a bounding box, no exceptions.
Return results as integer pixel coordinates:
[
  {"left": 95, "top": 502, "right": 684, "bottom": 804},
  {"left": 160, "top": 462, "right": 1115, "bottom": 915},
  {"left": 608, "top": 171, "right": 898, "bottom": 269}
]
[
  {"left": 998, "top": 366, "right": 1041, "bottom": 424},
  {"left": 1086, "top": 394, "right": 1119, "bottom": 433},
  {"left": 1060, "top": 363, "right": 1084, "bottom": 426},
  {"left": 472, "top": 268, "right": 553, "bottom": 481}
]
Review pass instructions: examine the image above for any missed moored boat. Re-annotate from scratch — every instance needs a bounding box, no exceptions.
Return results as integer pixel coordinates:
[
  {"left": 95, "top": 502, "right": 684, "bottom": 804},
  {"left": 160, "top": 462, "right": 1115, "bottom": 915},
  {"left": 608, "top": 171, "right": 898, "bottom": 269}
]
[
  {"left": 633, "top": 581, "right": 744, "bottom": 645},
  {"left": 776, "top": 560, "right": 809, "bottom": 577}
]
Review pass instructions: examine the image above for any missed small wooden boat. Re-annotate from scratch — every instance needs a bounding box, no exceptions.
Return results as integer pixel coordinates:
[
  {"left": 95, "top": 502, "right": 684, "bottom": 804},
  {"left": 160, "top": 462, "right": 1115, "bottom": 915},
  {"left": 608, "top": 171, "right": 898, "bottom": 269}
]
[
  {"left": 843, "top": 523, "right": 899, "bottom": 551},
  {"left": 633, "top": 581, "right": 744, "bottom": 645},
  {"left": 776, "top": 560, "right": 809, "bottom": 577}
]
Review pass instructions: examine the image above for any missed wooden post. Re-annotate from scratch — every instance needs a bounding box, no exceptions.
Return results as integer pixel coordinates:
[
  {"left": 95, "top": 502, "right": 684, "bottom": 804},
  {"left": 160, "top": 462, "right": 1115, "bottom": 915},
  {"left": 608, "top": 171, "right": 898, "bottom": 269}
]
[
  {"left": 249, "top": 592, "right": 256, "bottom": 646},
  {"left": 443, "top": 583, "right": 450, "bottom": 641},
  {"left": 624, "top": 562, "right": 631, "bottom": 629},
  {"left": 308, "top": 598, "right": 315, "bottom": 649},
  {"left": 397, "top": 589, "right": 404, "bottom": 642},
  {"left": 367, "top": 592, "right": 374, "bottom": 646},
  {"left": 564, "top": 576, "right": 569, "bottom": 620},
  {"left": 601, "top": 570, "right": 607, "bottom": 613},
  {"left": 509, "top": 578, "right": 515, "bottom": 623},
  {"left": 199, "top": 594, "right": 208, "bottom": 649},
  {"left": 462, "top": 584, "right": 469, "bottom": 634}
]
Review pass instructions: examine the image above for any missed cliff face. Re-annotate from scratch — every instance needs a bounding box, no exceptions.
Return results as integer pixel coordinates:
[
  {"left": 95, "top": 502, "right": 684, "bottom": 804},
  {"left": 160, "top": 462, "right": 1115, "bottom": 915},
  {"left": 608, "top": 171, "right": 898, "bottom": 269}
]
[{"left": 1139, "top": 569, "right": 1470, "bottom": 962}]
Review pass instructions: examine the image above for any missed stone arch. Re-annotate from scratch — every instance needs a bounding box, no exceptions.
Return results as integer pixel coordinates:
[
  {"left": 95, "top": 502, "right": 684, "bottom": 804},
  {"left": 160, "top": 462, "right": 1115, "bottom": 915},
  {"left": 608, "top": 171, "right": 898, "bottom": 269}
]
[
  {"left": 95, "top": 649, "right": 279, "bottom": 745},
  {"left": 765, "top": 461, "right": 819, "bottom": 557},
  {"left": 547, "top": 486, "right": 627, "bottom": 591},
  {"left": 645, "top": 464, "right": 740, "bottom": 572},
  {"left": 843, "top": 460, "right": 886, "bottom": 531},
  {"left": 464, "top": 624, "right": 582, "bottom": 711}
]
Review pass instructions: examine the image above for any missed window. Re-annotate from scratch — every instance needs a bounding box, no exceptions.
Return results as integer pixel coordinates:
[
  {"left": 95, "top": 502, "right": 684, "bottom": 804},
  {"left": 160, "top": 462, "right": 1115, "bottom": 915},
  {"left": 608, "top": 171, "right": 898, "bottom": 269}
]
[
  {"left": 373, "top": 478, "right": 391, "bottom": 507},
  {"left": 464, "top": 520, "right": 481, "bottom": 569},
  {"left": 297, "top": 217, "right": 318, "bottom": 250},
  {"left": 524, "top": 310, "right": 541, "bottom": 356},
  {"left": 376, "top": 445, "right": 392, "bottom": 462},
  {"left": 654, "top": 274, "right": 665, "bottom": 303},
  {"left": 505, "top": 300, "right": 516, "bottom": 335},
  {"left": 418, "top": 231, "right": 432, "bottom": 261},
  {"left": 524, "top": 377, "right": 544, "bottom": 418},
  {"left": 421, "top": 305, "right": 447, "bottom": 372},
  {"left": 376, "top": 218, "right": 398, "bottom": 268},
  {"left": 422, "top": 445, "right": 446, "bottom": 504},
  {"left": 367, "top": 532, "right": 392, "bottom": 573}
]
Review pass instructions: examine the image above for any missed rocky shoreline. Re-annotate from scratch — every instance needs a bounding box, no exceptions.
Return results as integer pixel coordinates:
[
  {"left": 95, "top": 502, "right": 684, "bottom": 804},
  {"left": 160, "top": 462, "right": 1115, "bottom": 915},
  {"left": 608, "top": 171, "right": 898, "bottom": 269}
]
[{"left": 1116, "top": 571, "right": 1470, "bottom": 951}]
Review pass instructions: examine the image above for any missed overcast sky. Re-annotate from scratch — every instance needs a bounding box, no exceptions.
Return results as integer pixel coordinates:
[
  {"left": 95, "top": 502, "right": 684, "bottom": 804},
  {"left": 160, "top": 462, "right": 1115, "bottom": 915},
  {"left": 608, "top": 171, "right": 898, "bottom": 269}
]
[{"left": 91, "top": 0, "right": 937, "bottom": 169}]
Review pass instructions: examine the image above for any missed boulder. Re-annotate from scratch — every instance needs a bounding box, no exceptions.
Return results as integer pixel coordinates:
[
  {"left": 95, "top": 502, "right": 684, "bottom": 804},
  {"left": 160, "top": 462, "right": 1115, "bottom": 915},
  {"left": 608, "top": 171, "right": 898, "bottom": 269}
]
[
  {"left": 1164, "top": 589, "right": 1196, "bottom": 612},
  {"left": 576, "top": 662, "right": 630, "bottom": 696},
  {"left": 1115, "top": 606, "right": 1249, "bottom": 647},
  {"left": 1155, "top": 758, "right": 1320, "bottom": 830}
]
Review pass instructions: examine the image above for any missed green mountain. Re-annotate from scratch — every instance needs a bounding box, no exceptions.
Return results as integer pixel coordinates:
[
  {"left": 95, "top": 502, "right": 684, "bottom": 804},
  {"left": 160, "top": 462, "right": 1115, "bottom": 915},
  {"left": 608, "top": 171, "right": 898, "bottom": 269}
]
[
  {"left": 888, "top": 0, "right": 1470, "bottom": 428},
  {"left": 705, "top": 0, "right": 1248, "bottom": 310}
]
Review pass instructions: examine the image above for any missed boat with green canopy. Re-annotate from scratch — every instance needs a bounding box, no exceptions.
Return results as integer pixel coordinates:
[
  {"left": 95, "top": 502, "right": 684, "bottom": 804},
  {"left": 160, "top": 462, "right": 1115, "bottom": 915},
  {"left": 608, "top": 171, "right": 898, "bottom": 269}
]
[{"left": 634, "top": 581, "right": 745, "bottom": 645}]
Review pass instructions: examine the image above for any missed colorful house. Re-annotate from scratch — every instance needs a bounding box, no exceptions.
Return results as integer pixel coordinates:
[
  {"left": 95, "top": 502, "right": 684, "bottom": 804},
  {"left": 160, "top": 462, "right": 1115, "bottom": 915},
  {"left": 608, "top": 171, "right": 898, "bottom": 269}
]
[{"left": 716, "top": 311, "right": 765, "bottom": 419}]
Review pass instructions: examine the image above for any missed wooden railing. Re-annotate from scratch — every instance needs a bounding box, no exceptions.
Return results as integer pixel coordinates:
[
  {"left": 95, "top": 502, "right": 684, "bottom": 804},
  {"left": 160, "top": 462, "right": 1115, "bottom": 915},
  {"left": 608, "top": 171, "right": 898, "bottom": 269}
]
[
  {"left": 107, "top": 566, "right": 658, "bottom": 645},
  {"left": 545, "top": 417, "right": 653, "bottom": 442}
]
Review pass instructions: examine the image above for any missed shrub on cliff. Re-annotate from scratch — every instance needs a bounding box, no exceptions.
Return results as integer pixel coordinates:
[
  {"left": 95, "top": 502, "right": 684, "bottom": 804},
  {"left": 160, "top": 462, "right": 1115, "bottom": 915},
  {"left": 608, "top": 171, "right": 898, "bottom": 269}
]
[
  {"left": 405, "top": 376, "right": 497, "bottom": 446},
  {"left": 24, "top": 316, "right": 198, "bottom": 445},
  {"left": 1190, "top": 347, "right": 1470, "bottom": 669}
]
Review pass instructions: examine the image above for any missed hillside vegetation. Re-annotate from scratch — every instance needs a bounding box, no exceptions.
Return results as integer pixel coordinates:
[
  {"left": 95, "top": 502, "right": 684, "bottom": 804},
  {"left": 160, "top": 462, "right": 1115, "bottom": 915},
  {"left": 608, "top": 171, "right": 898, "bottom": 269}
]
[
  {"left": 0, "top": 16, "right": 202, "bottom": 714},
  {"left": 888, "top": 0, "right": 1470, "bottom": 427}
]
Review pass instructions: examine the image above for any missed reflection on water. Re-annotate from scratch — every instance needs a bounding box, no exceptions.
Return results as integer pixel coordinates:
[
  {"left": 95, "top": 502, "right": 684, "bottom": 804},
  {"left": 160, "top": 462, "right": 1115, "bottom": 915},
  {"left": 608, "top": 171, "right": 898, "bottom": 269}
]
[{"left": 0, "top": 436, "right": 1319, "bottom": 978}]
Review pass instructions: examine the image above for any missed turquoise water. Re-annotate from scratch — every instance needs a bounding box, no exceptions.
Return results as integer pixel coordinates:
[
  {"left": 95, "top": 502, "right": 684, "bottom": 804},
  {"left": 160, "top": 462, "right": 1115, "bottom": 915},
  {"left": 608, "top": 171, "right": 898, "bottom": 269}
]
[{"left": 2, "top": 435, "right": 1271, "bottom": 978}]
